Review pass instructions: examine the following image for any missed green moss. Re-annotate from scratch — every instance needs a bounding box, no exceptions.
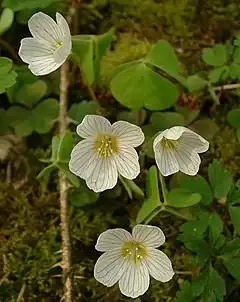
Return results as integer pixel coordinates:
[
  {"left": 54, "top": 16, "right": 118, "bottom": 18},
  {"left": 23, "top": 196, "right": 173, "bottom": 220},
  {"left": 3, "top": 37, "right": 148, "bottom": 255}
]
[
  {"left": 211, "top": 126, "right": 240, "bottom": 176},
  {"left": 100, "top": 32, "right": 152, "bottom": 87}
]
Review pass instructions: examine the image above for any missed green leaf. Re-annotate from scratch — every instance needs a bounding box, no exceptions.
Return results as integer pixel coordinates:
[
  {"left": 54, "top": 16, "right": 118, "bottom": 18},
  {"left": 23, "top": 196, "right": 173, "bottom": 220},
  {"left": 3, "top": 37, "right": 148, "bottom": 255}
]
[
  {"left": 224, "top": 259, "right": 240, "bottom": 279},
  {"left": 32, "top": 98, "right": 59, "bottom": 133},
  {"left": 71, "top": 29, "right": 114, "bottom": 85},
  {"left": 186, "top": 75, "right": 208, "bottom": 92},
  {"left": 229, "top": 206, "right": 240, "bottom": 233},
  {"left": 222, "top": 239, "right": 240, "bottom": 279},
  {"left": 202, "top": 45, "right": 227, "bottom": 67},
  {"left": 0, "top": 109, "right": 10, "bottom": 132},
  {"left": 179, "top": 174, "right": 213, "bottom": 205},
  {"left": 6, "top": 106, "right": 33, "bottom": 136},
  {"left": 229, "top": 63, "right": 240, "bottom": 80},
  {"left": 208, "top": 66, "right": 229, "bottom": 83},
  {"left": 57, "top": 132, "right": 74, "bottom": 163},
  {"left": 176, "top": 281, "right": 194, "bottom": 302},
  {"left": 56, "top": 163, "right": 80, "bottom": 188},
  {"left": 227, "top": 109, "right": 240, "bottom": 128},
  {"left": 190, "top": 118, "right": 219, "bottom": 140},
  {"left": 15, "top": 80, "right": 48, "bottom": 107},
  {"left": 0, "top": 57, "right": 17, "bottom": 93},
  {"left": 192, "top": 266, "right": 226, "bottom": 301},
  {"left": 150, "top": 112, "right": 185, "bottom": 131},
  {"left": 71, "top": 182, "right": 99, "bottom": 207},
  {"left": 136, "top": 166, "right": 161, "bottom": 224},
  {"left": 167, "top": 188, "right": 201, "bottom": 208},
  {"left": 0, "top": 8, "right": 14, "bottom": 36},
  {"left": 145, "top": 40, "right": 181, "bottom": 81},
  {"left": 68, "top": 100, "right": 97, "bottom": 123},
  {"left": 208, "top": 212, "right": 223, "bottom": 243},
  {"left": 72, "top": 36, "right": 95, "bottom": 85},
  {"left": 37, "top": 163, "right": 56, "bottom": 179},
  {"left": 117, "top": 109, "right": 147, "bottom": 126},
  {"left": 93, "top": 28, "right": 115, "bottom": 82},
  {"left": 222, "top": 239, "right": 240, "bottom": 258},
  {"left": 110, "top": 61, "right": 179, "bottom": 110},
  {"left": 208, "top": 160, "right": 233, "bottom": 199},
  {"left": 2, "top": 0, "right": 57, "bottom": 12},
  {"left": 233, "top": 47, "right": 240, "bottom": 63}
]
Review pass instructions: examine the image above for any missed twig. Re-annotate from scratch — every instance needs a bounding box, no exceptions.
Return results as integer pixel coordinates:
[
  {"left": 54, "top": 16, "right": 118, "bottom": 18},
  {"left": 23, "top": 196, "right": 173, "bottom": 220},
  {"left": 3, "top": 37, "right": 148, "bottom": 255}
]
[
  {"left": 214, "top": 83, "right": 240, "bottom": 91},
  {"left": 59, "top": 61, "right": 73, "bottom": 302},
  {"left": 16, "top": 283, "right": 26, "bottom": 302}
]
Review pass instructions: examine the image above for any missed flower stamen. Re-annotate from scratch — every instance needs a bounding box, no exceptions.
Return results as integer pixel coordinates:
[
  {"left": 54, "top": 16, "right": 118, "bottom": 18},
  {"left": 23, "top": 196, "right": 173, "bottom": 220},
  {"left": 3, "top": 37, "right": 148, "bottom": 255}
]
[
  {"left": 122, "top": 241, "right": 147, "bottom": 263},
  {"left": 94, "top": 134, "right": 118, "bottom": 158},
  {"left": 160, "top": 137, "right": 178, "bottom": 150}
]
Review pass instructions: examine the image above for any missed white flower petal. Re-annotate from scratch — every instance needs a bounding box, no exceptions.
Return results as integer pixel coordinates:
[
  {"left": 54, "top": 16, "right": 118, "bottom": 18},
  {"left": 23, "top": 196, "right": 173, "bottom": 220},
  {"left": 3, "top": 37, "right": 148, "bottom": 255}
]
[
  {"left": 181, "top": 129, "right": 209, "bottom": 153},
  {"left": 94, "top": 249, "right": 128, "bottom": 287},
  {"left": 162, "top": 126, "right": 186, "bottom": 140},
  {"left": 119, "top": 261, "right": 150, "bottom": 298},
  {"left": 95, "top": 228, "right": 132, "bottom": 252},
  {"left": 114, "top": 146, "right": 140, "bottom": 179},
  {"left": 77, "top": 115, "right": 112, "bottom": 139},
  {"left": 53, "top": 34, "right": 72, "bottom": 64},
  {"left": 112, "top": 121, "right": 145, "bottom": 147},
  {"left": 19, "top": 37, "right": 52, "bottom": 63},
  {"left": 85, "top": 156, "right": 118, "bottom": 192},
  {"left": 174, "top": 146, "right": 201, "bottom": 176},
  {"left": 28, "top": 12, "right": 62, "bottom": 43},
  {"left": 132, "top": 225, "right": 165, "bottom": 248},
  {"left": 69, "top": 139, "right": 99, "bottom": 179},
  {"left": 153, "top": 135, "right": 179, "bottom": 176},
  {"left": 143, "top": 248, "right": 174, "bottom": 282},
  {"left": 56, "top": 12, "right": 71, "bottom": 36}
]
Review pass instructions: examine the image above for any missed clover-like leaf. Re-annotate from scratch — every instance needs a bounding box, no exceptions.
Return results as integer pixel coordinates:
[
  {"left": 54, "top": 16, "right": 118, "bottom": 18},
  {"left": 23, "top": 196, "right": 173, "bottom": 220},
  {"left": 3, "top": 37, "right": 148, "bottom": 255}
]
[
  {"left": 167, "top": 188, "right": 202, "bottom": 208},
  {"left": 3, "top": 0, "right": 56, "bottom": 12},
  {"left": 208, "top": 160, "right": 233, "bottom": 199},
  {"left": 110, "top": 61, "right": 179, "bottom": 110},
  {"left": 72, "top": 29, "right": 115, "bottom": 85},
  {"left": 31, "top": 98, "right": 59, "bottom": 134},
  {"left": 0, "top": 57, "right": 17, "bottom": 94},
  {"left": 150, "top": 111, "right": 185, "bottom": 131},
  {"left": 202, "top": 44, "right": 228, "bottom": 67},
  {"left": 68, "top": 100, "right": 97, "bottom": 123}
]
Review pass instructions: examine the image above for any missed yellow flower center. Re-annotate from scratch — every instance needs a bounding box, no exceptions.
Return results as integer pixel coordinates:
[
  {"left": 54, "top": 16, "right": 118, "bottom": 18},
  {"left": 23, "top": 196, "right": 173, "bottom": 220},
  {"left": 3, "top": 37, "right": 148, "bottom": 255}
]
[
  {"left": 94, "top": 134, "right": 118, "bottom": 158},
  {"left": 160, "top": 137, "right": 178, "bottom": 150},
  {"left": 121, "top": 241, "right": 147, "bottom": 263},
  {"left": 56, "top": 40, "right": 63, "bottom": 47}
]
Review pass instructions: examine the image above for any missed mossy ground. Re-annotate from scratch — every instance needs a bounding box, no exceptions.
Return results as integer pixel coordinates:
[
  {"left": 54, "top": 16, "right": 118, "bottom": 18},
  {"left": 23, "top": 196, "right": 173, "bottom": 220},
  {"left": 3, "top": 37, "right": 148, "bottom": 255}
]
[{"left": 1, "top": 0, "right": 240, "bottom": 301}]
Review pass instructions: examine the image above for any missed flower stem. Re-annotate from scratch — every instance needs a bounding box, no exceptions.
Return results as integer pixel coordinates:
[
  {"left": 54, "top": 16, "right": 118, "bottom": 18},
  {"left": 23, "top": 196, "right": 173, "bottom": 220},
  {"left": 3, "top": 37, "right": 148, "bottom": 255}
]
[
  {"left": 159, "top": 172, "right": 168, "bottom": 205},
  {"left": 144, "top": 206, "right": 164, "bottom": 225},
  {"left": 165, "top": 206, "right": 190, "bottom": 220},
  {"left": 59, "top": 61, "right": 73, "bottom": 302}
]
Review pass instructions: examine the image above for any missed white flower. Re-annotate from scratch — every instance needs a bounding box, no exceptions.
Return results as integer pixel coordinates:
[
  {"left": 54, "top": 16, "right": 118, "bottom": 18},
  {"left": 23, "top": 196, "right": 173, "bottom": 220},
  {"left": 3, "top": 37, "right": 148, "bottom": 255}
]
[
  {"left": 94, "top": 224, "right": 174, "bottom": 299},
  {"left": 19, "top": 12, "right": 72, "bottom": 76},
  {"left": 153, "top": 126, "right": 209, "bottom": 177},
  {"left": 69, "top": 115, "right": 144, "bottom": 193}
]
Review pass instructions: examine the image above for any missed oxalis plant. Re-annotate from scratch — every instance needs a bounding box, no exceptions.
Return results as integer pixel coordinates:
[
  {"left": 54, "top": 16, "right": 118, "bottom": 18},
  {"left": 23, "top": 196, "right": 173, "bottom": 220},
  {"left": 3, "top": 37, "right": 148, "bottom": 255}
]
[{"left": 0, "top": 6, "right": 240, "bottom": 302}]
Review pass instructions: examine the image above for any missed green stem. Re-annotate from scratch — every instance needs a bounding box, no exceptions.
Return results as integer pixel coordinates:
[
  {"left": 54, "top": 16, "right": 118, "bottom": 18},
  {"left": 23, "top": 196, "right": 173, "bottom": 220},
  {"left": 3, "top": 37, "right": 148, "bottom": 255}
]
[
  {"left": 165, "top": 206, "right": 190, "bottom": 220},
  {"left": 144, "top": 206, "right": 164, "bottom": 225},
  {"left": 159, "top": 172, "right": 168, "bottom": 204}
]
